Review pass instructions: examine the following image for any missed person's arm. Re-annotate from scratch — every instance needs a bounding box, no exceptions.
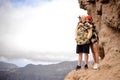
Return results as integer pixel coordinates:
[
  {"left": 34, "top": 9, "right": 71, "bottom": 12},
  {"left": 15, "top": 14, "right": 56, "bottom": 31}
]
[
  {"left": 75, "top": 23, "right": 79, "bottom": 40},
  {"left": 75, "top": 22, "right": 82, "bottom": 40}
]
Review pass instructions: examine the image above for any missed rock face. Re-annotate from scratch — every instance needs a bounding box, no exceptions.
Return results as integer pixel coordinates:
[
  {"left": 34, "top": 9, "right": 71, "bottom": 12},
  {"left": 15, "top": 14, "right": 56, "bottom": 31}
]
[
  {"left": 64, "top": 0, "right": 120, "bottom": 80},
  {"left": 78, "top": 0, "right": 120, "bottom": 56}
]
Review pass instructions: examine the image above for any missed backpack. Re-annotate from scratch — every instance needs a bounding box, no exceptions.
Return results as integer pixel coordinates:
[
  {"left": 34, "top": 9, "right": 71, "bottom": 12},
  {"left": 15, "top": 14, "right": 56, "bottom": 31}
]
[{"left": 76, "top": 23, "right": 92, "bottom": 45}]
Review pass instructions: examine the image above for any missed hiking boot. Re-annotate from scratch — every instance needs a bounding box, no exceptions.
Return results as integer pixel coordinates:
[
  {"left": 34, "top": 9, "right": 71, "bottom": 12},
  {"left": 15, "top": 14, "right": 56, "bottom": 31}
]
[
  {"left": 76, "top": 65, "right": 81, "bottom": 70},
  {"left": 93, "top": 63, "right": 100, "bottom": 70},
  {"left": 84, "top": 64, "right": 88, "bottom": 69}
]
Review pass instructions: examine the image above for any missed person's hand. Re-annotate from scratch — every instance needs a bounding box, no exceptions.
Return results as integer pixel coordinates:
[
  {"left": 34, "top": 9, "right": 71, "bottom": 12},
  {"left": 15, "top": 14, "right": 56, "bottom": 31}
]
[
  {"left": 75, "top": 38, "right": 79, "bottom": 42},
  {"left": 75, "top": 37, "right": 77, "bottom": 40}
]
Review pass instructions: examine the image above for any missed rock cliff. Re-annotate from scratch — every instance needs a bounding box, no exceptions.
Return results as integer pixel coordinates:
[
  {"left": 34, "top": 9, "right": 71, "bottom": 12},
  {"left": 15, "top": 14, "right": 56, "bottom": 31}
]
[{"left": 64, "top": 0, "right": 120, "bottom": 80}]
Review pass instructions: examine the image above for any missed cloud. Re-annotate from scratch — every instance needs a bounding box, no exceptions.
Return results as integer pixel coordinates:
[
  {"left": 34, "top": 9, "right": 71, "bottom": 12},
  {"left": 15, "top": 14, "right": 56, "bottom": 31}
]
[
  {"left": 0, "top": 0, "right": 88, "bottom": 65},
  {"left": 0, "top": 0, "right": 52, "bottom": 7}
]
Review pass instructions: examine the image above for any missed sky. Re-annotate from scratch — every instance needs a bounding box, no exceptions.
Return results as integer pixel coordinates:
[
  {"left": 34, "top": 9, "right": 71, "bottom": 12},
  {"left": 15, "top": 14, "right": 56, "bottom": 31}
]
[{"left": 0, "top": 0, "right": 91, "bottom": 67}]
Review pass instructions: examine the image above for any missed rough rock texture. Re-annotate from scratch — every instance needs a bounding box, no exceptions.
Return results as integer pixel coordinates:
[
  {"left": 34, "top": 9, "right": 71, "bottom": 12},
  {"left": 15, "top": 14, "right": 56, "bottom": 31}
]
[
  {"left": 78, "top": 0, "right": 120, "bottom": 61},
  {"left": 64, "top": 0, "right": 120, "bottom": 80}
]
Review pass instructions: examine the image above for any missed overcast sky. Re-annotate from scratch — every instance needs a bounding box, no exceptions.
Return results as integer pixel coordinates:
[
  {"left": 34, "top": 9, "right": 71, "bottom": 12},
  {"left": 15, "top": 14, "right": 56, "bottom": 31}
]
[{"left": 0, "top": 0, "right": 91, "bottom": 67}]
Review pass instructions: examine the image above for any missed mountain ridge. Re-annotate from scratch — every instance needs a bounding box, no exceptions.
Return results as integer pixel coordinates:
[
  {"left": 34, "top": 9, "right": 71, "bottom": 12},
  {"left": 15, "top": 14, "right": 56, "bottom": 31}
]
[{"left": 0, "top": 61, "right": 78, "bottom": 80}]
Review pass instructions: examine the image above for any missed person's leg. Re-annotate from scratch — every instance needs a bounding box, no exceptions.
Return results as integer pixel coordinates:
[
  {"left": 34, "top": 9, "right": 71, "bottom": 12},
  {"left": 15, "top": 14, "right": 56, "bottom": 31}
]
[
  {"left": 76, "top": 45, "right": 83, "bottom": 70},
  {"left": 84, "top": 53, "right": 89, "bottom": 69},
  {"left": 92, "top": 42, "right": 99, "bottom": 63},
  {"left": 92, "top": 42, "right": 100, "bottom": 69},
  {"left": 76, "top": 53, "right": 82, "bottom": 70},
  {"left": 78, "top": 53, "right": 82, "bottom": 66},
  {"left": 91, "top": 44, "right": 96, "bottom": 63},
  {"left": 84, "top": 53, "right": 88, "bottom": 65},
  {"left": 83, "top": 44, "right": 89, "bottom": 69}
]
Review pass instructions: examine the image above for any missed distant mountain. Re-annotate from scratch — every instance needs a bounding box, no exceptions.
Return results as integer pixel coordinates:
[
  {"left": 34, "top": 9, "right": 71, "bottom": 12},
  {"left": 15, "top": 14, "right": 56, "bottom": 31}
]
[
  {"left": 0, "top": 61, "right": 79, "bottom": 80},
  {"left": 0, "top": 61, "right": 18, "bottom": 71}
]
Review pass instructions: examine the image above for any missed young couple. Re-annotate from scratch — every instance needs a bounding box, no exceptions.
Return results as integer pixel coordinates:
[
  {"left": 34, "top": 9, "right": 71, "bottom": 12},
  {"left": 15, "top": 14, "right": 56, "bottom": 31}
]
[{"left": 75, "top": 15, "right": 100, "bottom": 70}]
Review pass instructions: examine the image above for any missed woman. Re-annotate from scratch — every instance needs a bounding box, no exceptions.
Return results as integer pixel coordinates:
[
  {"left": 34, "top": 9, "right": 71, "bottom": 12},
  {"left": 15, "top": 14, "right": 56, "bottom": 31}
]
[
  {"left": 85, "top": 15, "right": 100, "bottom": 69},
  {"left": 75, "top": 15, "right": 91, "bottom": 70}
]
